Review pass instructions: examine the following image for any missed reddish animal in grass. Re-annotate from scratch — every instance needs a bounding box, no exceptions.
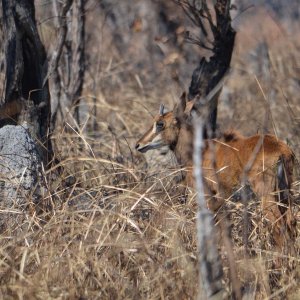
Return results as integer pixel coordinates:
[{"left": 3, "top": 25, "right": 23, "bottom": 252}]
[{"left": 135, "top": 94, "right": 296, "bottom": 252}]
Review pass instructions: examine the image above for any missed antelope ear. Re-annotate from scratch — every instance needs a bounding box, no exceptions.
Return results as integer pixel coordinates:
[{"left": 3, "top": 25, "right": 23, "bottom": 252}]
[
  {"left": 174, "top": 92, "right": 187, "bottom": 118},
  {"left": 185, "top": 100, "right": 195, "bottom": 115},
  {"left": 159, "top": 104, "right": 170, "bottom": 115},
  {"left": 159, "top": 104, "right": 165, "bottom": 116}
]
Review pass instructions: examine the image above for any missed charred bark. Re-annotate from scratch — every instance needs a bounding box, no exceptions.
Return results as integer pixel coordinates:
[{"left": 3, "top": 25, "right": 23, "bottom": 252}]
[
  {"left": 1, "top": 0, "right": 52, "bottom": 164},
  {"left": 176, "top": 0, "right": 236, "bottom": 138}
]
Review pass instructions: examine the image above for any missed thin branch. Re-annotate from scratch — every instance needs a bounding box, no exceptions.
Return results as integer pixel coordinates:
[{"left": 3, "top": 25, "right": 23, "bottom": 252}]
[
  {"left": 173, "top": 0, "right": 209, "bottom": 36},
  {"left": 43, "top": 0, "right": 73, "bottom": 86},
  {"left": 185, "top": 32, "right": 213, "bottom": 50},
  {"left": 193, "top": 116, "right": 225, "bottom": 299}
]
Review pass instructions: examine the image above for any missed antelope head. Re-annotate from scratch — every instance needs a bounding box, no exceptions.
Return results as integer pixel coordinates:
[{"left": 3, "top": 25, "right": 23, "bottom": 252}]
[{"left": 135, "top": 93, "right": 194, "bottom": 153}]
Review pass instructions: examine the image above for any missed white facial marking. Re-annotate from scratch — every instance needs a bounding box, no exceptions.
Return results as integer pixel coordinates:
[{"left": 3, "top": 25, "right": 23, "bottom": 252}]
[
  {"left": 152, "top": 122, "right": 157, "bottom": 134},
  {"left": 152, "top": 133, "right": 162, "bottom": 144}
]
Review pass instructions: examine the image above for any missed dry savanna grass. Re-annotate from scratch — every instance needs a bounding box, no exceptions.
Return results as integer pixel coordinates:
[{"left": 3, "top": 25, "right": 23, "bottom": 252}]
[
  {"left": 0, "top": 84, "right": 299, "bottom": 299},
  {"left": 0, "top": 3, "right": 300, "bottom": 300}
]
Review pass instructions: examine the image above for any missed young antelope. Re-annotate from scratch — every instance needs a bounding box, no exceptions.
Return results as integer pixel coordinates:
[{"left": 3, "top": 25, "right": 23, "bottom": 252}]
[{"left": 135, "top": 94, "right": 296, "bottom": 252}]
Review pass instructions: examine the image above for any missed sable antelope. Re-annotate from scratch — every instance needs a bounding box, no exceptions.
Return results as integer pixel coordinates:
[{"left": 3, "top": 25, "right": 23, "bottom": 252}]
[{"left": 135, "top": 94, "right": 296, "bottom": 251}]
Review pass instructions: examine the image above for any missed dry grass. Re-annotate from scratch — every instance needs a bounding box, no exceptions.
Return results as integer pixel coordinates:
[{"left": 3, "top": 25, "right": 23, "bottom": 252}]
[
  {"left": 0, "top": 85, "right": 299, "bottom": 298},
  {"left": 0, "top": 2, "right": 300, "bottom": 300}
]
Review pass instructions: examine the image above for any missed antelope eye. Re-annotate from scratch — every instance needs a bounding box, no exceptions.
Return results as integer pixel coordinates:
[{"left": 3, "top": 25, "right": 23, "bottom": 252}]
[{"left": 156, "top": 121, "right": 165, "bottom": 130}]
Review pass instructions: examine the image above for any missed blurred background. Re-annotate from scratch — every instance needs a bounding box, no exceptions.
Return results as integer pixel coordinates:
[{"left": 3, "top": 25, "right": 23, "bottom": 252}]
[{"left": 34, "top": 0, "right": 300, "bottom": 162}]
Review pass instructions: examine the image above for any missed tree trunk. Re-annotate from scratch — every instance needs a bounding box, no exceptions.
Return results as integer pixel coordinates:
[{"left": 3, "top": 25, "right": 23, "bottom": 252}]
[
  {"left": 49, "top": 0, "right": 86, "bottom": 128},
  {"left": 177, "top": 0, "right": 236, "bottom": 138},
  {"left": 1, "top": 0, "right": 52, "bottom": 165}
]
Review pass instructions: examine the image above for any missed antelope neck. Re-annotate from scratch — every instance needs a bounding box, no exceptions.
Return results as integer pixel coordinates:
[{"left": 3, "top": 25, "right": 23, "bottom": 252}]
[{"left": 173, "top": 124, "right": 194, "bottom": 166}]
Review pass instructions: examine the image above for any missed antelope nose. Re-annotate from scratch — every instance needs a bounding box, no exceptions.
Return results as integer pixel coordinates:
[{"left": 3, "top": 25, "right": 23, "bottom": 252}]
[{"left": 135, "top": 143, "right": 140, "bottom": 150}]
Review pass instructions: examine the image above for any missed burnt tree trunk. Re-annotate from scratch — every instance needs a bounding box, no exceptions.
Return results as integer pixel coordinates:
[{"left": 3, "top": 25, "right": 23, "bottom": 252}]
[
  {"left": 190, "top": 2, "right": 235, "bottom": 138},
  {"left": 177, "top": 0, "right": 236, "bottom": 138},
  {"left": 1, "top": 0, "right": 52, "bottom": 165}
]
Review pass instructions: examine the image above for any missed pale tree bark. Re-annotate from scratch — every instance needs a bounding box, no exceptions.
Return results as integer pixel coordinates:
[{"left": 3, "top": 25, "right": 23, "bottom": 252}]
[
  {"left": 191, "top": 80, "right": 242, "bottom": 299},
  {"left": 48, "top": 0, "right": 73, "bottom": 128},
  {"left": 193, "top": 116, "right": 225, "bottom": 299},
  {"left": 49, "top": 0, "right": 86, "bottom": 128},
  {"left": 70, "top": 0, "right": 86, "bottom": 124}
]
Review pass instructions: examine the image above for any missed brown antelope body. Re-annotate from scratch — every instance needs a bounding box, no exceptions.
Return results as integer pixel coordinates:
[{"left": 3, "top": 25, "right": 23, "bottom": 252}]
[{"left": 135, "top": 95, "right": 296, "bottom": 251}]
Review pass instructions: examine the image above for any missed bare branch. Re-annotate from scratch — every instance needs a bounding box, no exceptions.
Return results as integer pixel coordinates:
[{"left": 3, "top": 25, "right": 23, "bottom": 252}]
[
  {"left": 193, "top": 115, "right": 225, "bottom": 299},
  {"left": 48, "top": 0, "right": 86, "bottom": 128},
  {"left": 69, "top": 0, "right": 86, "bottom": 124},
  {"left": 44, "top": 0, "right": 73, "bottom": 86},
  {"left": 185, "top": 31, "right": 214, "bottom": 50},
  {"left": 173, "top": 0, "right": 209, "bottom": 37}
]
